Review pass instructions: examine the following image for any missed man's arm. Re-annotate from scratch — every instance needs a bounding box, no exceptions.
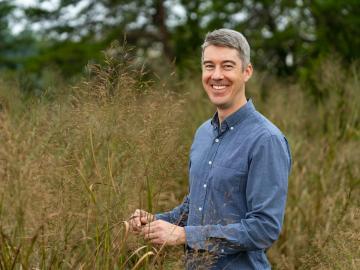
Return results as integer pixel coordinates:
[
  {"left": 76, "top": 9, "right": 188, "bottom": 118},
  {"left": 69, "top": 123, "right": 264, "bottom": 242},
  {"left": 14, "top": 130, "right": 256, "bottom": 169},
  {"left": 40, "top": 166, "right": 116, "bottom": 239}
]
[
  {"left": 185, "top": 135, "right": 291, "bottom": 253},
  {"left": 138, "top": 196, "right": 190, "bottom": 245}
]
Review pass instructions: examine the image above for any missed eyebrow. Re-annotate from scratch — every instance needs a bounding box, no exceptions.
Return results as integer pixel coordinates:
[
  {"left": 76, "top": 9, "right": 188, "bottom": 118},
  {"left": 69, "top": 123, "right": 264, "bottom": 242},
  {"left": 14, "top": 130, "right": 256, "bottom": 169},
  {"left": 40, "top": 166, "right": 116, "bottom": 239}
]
[{"left": 203, "top": 60, "right": 237, "bottom": 65}]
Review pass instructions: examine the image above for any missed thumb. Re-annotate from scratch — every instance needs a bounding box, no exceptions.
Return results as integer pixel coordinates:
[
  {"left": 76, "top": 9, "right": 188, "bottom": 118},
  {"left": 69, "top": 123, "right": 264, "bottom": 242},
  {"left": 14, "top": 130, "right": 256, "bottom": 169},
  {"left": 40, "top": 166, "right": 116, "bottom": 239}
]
[{"left": 140, "top": 216, "right": 150, "bottom": 224}]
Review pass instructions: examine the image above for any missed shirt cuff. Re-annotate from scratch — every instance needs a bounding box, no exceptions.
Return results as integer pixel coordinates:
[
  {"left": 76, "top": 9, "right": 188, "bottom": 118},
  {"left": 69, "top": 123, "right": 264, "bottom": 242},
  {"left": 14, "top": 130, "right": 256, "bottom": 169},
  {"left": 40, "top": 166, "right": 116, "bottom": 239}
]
[
  {"left": 184, "top": 225, "right": 249, "bottom": 255},
  {"left": 185, "top": 225, "right": 210, "bottom": 250},
  {"left": 154, "top": 213, "right": 170, "bottom": 223}
]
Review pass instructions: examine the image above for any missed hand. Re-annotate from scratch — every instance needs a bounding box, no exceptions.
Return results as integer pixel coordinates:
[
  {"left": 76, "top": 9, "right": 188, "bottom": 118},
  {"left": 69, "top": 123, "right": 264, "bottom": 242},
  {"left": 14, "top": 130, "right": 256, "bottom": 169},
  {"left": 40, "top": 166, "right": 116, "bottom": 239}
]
[
  {"left": 140, "top": 220, "right": 186, "bottom": 246},
  {"left": 128, "top": 209, "right": 155, "bottom": 234}
]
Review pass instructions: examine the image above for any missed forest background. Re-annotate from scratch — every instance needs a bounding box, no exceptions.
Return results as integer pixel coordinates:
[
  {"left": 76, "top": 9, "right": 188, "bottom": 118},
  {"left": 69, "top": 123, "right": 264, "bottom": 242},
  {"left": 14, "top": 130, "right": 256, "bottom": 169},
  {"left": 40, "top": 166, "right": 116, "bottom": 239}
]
[{"left": 0, "top": 0, "right": 359, "bottom": 269}]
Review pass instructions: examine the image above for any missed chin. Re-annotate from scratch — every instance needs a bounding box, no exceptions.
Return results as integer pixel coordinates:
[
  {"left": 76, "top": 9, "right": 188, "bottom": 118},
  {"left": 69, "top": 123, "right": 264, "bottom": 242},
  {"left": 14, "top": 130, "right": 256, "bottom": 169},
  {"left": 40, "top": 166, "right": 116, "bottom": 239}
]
[
  {"left": 210, "top": 99, "right": 229, "bottom": 109},
  {"left": 209, "top": 95, "right": 226, "bottom": 104}
]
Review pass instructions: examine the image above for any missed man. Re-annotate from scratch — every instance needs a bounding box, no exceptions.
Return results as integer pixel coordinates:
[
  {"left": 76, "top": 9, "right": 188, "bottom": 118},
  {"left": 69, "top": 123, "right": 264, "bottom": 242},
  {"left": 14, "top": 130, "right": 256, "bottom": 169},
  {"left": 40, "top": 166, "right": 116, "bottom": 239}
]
[{"left": 129, "top": 28, "right": 291, "bottom": 269}]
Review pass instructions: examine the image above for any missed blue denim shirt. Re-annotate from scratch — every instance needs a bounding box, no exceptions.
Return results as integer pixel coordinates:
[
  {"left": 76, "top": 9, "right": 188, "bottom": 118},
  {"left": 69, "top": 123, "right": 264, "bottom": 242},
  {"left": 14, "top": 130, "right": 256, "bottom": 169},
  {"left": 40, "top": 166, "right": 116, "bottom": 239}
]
[{"left": 156, "top": 100, "right": 291, "bottom": 269}]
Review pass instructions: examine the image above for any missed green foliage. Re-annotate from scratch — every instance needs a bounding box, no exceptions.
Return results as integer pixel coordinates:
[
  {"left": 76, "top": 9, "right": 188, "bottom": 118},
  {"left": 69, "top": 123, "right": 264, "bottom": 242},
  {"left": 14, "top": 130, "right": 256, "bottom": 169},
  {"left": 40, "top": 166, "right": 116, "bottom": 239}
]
[
  {"left": 0, "top": 0, "right": 359, "bottom": 97},
  {"left": 24, "top": 39, "right": 105, "bottom": 77},
  {"left": 308, "top": 0, "right": 360, "bottom": 61},
  {"left": 0, "top": 1, "right": 39, "bottom": 70}
]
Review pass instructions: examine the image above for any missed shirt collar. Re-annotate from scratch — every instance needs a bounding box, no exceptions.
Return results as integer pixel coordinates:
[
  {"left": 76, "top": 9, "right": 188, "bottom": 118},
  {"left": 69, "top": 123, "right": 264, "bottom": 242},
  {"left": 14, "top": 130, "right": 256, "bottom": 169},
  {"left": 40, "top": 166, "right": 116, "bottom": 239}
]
[{"left": 211, "top": 99, "right": 256, "bottom": 130}]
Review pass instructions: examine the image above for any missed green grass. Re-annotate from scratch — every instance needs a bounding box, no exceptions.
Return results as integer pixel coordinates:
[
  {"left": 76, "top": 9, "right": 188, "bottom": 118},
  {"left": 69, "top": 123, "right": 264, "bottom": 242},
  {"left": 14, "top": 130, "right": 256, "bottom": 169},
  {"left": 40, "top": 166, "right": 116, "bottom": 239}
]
[{"left": 0, "top": 48, "right": 359, "bottom": 269}]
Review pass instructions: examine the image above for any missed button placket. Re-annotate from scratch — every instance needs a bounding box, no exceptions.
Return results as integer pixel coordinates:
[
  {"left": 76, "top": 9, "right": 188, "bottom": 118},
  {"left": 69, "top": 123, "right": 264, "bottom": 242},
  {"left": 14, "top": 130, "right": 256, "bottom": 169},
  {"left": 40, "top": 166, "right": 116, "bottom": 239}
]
[{"left": 200, "top": 132, "right": 223, "bottom": 225}]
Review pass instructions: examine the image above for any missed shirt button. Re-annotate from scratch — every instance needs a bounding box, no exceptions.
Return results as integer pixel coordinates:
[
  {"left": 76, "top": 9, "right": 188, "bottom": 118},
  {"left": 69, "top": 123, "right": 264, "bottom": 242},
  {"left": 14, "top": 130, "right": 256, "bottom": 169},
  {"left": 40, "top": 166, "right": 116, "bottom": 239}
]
[
  {"left": 208, "top": 161, "right": 212, "bottom": 165},
  {"left": 199, "top": 207, "right": 202, "bottom": 211},
  {"left": 221, "top": 249, "right": 225, "bottom": 253},
  {"left": 203, "top": 184, "right": 207, "bottom": 188},
  {"left": 230, "top": 126, "right": 234, "bottom": 130},
  {"left": 215, "top": 138, "right": 219, "bottom": 143}
]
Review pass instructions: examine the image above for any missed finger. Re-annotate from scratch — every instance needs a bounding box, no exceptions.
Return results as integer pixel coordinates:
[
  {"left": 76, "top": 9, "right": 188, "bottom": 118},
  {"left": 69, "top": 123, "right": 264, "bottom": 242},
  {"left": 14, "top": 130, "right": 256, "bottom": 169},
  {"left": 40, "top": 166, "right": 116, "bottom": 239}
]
[
  {"left": 150, "top": 238, "right": 164, "bottom": 245},
  {"left": 128, "top": 216, "right": 137, "bottom": 225},
  {"left": 131, "top": 210, "right": 149, "bottom": 225},
  {"left": 148, "top": 220, "right": 159, "bottom": 226},
  {"left": 138, "top": 209, "right": 148, "bottom": 217},
  {"left": 128, "top": 219, "right": 135, "bottom": 229},
  {"left": 141, "top": 224, "right": 157, "bottom": 235},
  {"left": 140, "top": 216, "right": 152, "bottom": 225},
  {"left": 136, "top": 218, "right": 142, "bottom": 227},
  {"left": 132, "top": 209, "right": 143, "bottom": 218},
  {"left": 130, "top": 209, "right": 140, "bottom": 218},
  {"left": 132, "top": 216, "right": 142, "bottom": 227},
  {"left": 140, "top": 210, "right": 154, "bottom": 220},
  {"left": 129, "top": 217, "right": 142, "bottom": 230},
  {"left": 143, "top": 232, "right": 158, "bottom": 240}
]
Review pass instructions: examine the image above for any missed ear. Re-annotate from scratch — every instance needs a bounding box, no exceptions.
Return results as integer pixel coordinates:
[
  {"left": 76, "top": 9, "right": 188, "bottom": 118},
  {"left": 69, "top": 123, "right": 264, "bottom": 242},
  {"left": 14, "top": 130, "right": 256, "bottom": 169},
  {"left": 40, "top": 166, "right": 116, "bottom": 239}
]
[{"left": 243, "top": 63, "right": 253, "bottom": 82}]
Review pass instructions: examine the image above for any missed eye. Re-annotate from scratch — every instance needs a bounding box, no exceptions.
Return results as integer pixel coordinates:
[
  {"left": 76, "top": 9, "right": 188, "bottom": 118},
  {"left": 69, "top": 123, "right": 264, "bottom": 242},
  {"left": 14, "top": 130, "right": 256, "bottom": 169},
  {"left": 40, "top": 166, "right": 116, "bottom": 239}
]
[
  {"left": 204, "top": 64, "right": 215, "bottom": 70},
  {"left": 223, "top": 65, "right": 234, "bottom": 70}
]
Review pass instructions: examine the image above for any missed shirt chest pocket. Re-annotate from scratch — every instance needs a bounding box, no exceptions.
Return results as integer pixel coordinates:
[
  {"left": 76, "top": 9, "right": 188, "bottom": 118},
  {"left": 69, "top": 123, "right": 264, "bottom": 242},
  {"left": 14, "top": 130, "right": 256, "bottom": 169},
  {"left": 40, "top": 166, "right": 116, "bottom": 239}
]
[{"left": 211, "top": 163, "right": 247, "bottom": 194}]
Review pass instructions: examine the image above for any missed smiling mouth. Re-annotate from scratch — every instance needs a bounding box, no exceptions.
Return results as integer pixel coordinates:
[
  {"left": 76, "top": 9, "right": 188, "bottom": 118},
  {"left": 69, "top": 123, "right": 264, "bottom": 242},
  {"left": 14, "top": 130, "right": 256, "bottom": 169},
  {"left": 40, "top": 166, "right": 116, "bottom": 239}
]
[{"left": 211, "top": 85, "right": 228, "bottom": 90}]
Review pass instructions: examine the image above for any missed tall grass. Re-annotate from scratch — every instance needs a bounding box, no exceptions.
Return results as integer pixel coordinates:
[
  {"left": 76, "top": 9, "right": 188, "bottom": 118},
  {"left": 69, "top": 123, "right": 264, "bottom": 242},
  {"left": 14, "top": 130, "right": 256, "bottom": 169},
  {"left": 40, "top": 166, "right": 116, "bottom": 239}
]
[
  {"left": 246, "top": 60, "right": 360, "bottom": 269},
  {"left": 0, "top": 44, "right": 187, "bottom": 269},
  {"left": 0, "top": 46, "right": 359, "bottom": 269}
]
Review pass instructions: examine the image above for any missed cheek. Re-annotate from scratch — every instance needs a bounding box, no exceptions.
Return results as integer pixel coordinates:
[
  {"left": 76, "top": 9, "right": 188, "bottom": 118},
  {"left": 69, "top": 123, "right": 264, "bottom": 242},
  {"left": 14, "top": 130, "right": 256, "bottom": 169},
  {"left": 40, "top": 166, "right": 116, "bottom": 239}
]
[
  {"left": 202, "top": 71, "right": 211, "bottom": 82},
  {"left": 201, "top": 74, "right": 207, "bottom": 83},
  {"left": 202, "top": 77, "right": 210, "bottom": 89}
]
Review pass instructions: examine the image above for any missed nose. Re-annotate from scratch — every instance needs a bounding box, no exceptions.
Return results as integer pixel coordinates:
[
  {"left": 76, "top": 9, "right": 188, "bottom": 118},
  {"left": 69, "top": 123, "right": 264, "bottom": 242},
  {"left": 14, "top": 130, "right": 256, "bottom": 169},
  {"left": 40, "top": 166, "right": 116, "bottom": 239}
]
[{"left": 211, "top": 66, "right": 224, "bottom": 80}]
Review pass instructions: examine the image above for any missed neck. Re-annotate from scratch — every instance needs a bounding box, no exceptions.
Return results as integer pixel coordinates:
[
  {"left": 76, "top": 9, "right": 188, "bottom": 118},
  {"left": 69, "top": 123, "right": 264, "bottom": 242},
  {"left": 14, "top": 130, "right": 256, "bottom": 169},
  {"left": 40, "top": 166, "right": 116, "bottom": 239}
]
[{"left": 218, "top": 97, "right": 247, "bottom": 124}]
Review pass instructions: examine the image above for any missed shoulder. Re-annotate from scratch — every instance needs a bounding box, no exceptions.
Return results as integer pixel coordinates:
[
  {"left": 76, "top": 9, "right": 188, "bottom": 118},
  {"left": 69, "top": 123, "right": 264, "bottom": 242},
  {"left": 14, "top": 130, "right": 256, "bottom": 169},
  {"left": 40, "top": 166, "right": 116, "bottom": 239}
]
[
  {"left": 249, "top": 111, "right": 291, "bottom": 163},
  {"left": 194, "top": 119, "right": 213, "bottom": 138},
  {"left": 190, "top": 119, "right": 213, "bottom": 152},
  {"left": 248, "top": 111, "right": 285, "bottom": 142},
  {"left": 244, "top": 110, "right": 290, "bottom": 151}
]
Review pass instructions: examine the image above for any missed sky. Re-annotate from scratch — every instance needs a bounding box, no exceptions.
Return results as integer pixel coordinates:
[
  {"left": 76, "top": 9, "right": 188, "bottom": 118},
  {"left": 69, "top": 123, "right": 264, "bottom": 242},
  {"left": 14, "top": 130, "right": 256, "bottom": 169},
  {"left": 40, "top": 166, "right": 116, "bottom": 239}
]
[
  {"left": 9, "top": 0, "right": 187, "bottom": 35},
  {"left": 9, "top": 0, "right": 245, "bottom": 37},
  {"left": 11, "top": 0, "right": 58, "bottom": 34},
  {"left": 14, "top": 0, "right": 57, "bottom": 8}
]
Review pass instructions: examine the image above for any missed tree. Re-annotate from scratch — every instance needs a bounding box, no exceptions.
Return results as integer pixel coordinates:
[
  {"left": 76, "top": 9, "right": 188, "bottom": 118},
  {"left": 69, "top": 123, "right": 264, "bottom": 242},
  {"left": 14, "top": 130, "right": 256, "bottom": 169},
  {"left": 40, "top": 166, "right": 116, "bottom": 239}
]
[
  {"left": 0, "top": 0, "right": 39, "bottom": 71},
  {"left": 5, "top": 0, "right": 360, "bottom": 77},
  {"left": 22, "top": 0, "right": 175, "bottom": 73}
]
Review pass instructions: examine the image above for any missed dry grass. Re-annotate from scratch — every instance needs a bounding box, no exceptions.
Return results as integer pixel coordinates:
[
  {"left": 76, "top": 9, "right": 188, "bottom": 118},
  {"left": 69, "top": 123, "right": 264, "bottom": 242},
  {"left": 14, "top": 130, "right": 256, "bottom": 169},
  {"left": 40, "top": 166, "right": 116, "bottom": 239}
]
[
  {"left": 0, "top": 44, "right": 187, "bottom": 269},
  {"left": 0, "top": 47, "right": 359, "bottom": 269}
]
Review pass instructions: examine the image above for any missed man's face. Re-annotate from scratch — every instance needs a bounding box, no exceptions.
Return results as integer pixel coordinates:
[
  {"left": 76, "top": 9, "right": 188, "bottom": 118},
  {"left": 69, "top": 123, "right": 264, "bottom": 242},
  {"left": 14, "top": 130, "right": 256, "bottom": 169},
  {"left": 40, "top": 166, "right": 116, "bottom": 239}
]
[{"left": 202, "top": 45, "right": 252, "bottom": 111}]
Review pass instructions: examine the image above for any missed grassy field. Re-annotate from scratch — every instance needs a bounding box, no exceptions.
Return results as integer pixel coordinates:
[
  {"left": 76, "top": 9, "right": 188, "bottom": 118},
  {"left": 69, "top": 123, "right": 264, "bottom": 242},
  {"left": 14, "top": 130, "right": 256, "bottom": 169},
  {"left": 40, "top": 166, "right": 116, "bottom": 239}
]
[{"left": 0, "top": 49, "right": 359, "bottom": 269}]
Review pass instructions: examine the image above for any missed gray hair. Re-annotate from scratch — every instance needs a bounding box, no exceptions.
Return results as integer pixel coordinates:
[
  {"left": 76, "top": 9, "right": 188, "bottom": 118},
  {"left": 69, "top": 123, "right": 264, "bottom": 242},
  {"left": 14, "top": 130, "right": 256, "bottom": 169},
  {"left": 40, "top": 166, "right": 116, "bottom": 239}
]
[{"left": 201, "top": 29, "right": 251, "bottom": 70}]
